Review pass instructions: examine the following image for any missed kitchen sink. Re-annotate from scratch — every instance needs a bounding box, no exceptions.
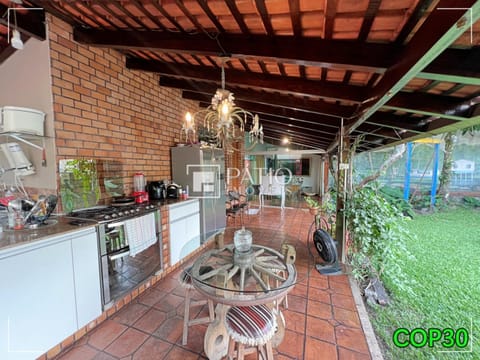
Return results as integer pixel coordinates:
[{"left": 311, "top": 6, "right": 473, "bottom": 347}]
[
  {"left": 3, "top": 219, "right": 58, "bottom": 231},
  {"left": 25, "top": 219, "right": 58, "bottom": 229}
]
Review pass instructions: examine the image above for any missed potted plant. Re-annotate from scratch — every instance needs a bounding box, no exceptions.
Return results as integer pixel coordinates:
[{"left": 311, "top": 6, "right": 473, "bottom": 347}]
[{"left": 304, "top": 195, "right": 321, "bottom": 215}]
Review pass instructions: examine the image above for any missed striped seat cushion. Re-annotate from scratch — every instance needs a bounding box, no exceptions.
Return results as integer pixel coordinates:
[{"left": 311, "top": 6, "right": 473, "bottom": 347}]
[{"left": 225, "top": 305, "right": 277, "bottom": 346}]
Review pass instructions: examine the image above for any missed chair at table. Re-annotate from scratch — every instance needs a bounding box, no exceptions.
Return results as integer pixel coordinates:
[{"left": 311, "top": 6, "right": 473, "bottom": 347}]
[
  {"left": 179, "top": 265, "right": 215, "bottom": 345},
  {"left": 225, "top": 304, "right": 276, "bottom": 360},
  {"left": 228, "top": 190, "right": 250, "bottom": 216},
  {"left": 226, "top": 199, "right": 243, "bottom": 226}
]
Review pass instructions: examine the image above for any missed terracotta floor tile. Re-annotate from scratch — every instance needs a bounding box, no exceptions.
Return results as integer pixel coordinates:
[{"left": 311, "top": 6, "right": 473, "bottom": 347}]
[
  {"left": 329, "top": 280, "right": 353, "bottom": 296},
  {"left": 132, "top": 336, "right": 173, "bottom": 360},
  {"left": 308, "top": 287, "right": 331, "bottom": 304},
  {"left": 152, "top": 316, "right": 184, "bottom": 343},
  {"left": 180, "top": 324, "right": 208, "bottom": 353},
  {"left": 332, "top": 293, "right": 356, "bottom": 311},
  {"left": 335, "top": 325, "right": 370, "bottom": 354},
  {"left": 330, "top": 274, "right": 350, "bottom": 284},
  {"left": 304, "top": 336, "right": 337, "bottom": 360},
  {"left": 285, "top": 294, "right": 307, "bottom": 313},
  {"left": 153, "top": 292, "right": 184, "bottom": 313},
  {"left": 154, "top": 277, "right": 182, "bottom": 293},
  {"left": 338, "top": 346, "right": 372, "bottom": 360},
  {"left": 104, "top": 328, "right": 149, "bottom": 358},
  {"left": 133, "top": 308, "right": 167, "bottom": 333},
  {"left": 111, "top": 302, "right": 150, "bottom": 326},
  {"left": 309, "top": 276, "right": 329, "bottom": 290},
  {"left": 166, "top": 345, "right": 201, "bottom": 359},
  {"left": 283, "top": 309, "right": 306, "bottom": 334},
  {"left": 277, "top": 329, "right": 304, "bottom": 359},
  {"left": 87, "top": 320, "right": 128, "bottom": 350},
  {"left": 137, "top": 288, "right": 167, "bottom": 307},
  {"left": 333, "top": 306, "right": 361, "bottom": 328},
  {"left": 308, "top": 299, "right": 333, "bottom": 320},
  {"left": 92, "top": 352, "right": 117, "bottom": 360},
  {"left": 306, "top": 316, "right": 336, "bottom": 344},
  {"left": 58, "top": 344, "right": 98, "bottom": 360},
  {"left": 290, "top": 282, "right": 308, "bottom": 298}
]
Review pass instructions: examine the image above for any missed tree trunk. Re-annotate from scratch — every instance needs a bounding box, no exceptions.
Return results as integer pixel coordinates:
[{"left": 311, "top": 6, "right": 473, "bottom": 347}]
[
  {"left": 437, "top": 132, "right": 454, "bottom": 199},
  {"left": 355, "top": 144, "right": 406, "bottom": 190}
]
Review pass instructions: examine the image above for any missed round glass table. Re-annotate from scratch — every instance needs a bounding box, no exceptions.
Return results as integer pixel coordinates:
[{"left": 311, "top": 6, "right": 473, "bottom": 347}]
[{"left": 180, "top": 226, "right": 314, "bottom": 360}]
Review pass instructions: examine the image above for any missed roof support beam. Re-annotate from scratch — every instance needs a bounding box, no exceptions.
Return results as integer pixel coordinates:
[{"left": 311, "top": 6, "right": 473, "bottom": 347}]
[
  {"left": 161, "top": 77, "right": 355, "bottom": 118},
  {"left": 0, "top": 5, "right": 45, "bottom": 40},
  {"left": 75, "top": 29, "right": 398, "bottom": 72},
  {"left": 332, "top": 1, "right": 480, "bottom": 153},
  {"left": 126, "top": 59, "right": 366, "bottom": 102}
]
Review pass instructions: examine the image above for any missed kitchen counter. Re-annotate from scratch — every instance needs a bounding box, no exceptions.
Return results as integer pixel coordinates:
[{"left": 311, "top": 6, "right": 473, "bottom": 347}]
[
  {"left": 0, "top": 198, "right": 195, "bottom": 254},
  {"left": 149, "top": 197, "right": 197, "bottom": 207},
  {"left": 0, "top": 215, "right": 97, "bottom": 253}
]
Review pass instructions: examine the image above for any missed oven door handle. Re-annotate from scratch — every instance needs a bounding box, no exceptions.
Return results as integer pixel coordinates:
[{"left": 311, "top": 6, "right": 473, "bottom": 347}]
[{"left": 107, "top": 221, "right": 126, "bottom": 228}]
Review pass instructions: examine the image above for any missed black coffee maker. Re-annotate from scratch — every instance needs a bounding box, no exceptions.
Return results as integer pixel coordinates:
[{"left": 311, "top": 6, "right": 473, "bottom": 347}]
[{"left": 146, "top": 181, "right": 166, "bottom": 200}]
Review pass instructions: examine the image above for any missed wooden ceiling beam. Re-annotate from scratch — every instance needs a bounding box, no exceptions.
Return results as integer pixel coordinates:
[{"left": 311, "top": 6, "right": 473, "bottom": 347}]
[
  {"left": 254, "top": 0, "right": 274, "bottom": 36},
  {"left": 259, "top": 117, "right": 337, "bottom": 137},
  {"left": 419, "top": 47, "right": 480, "bottom": 85},
  {"left": 341, "top": 2, "right": 480, "bottom": 152},
  {"left": 362, "top": 111, "right": 428, "bottom": 133},
  {"left": 262, "top": 128, "right": 330, "bottom": 148},
  {"left": 161, "top": 77, "right": 355, "bottom": 117},
  {"left": 386, "top": 92, "right": 466, "bottom": 116},
  {"left": 0, "top": 5, "right": 45, "bottom": 41},
  {"left": 186, "top": 92, "right": 341, "bottom": 128},
  {"left": 183, "top": 91, "right": 344, "bottom": 128},
  {"left": 127, "top": 59, "right": 366, "bottom": 102},
  {"left": 74, "top": 26, "right": 476, "bottom": 80},
  {"left": 74, "top": 29, "right": 398, "bottom": 72}
]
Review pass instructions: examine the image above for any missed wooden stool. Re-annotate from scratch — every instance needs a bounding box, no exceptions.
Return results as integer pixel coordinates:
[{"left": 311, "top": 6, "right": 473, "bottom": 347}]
[
  {"left": 225, "top": 304, "right": 276, "bottom": 360},
  {"left": 179, "top": 266, "right": 215, "bottom": 345}
]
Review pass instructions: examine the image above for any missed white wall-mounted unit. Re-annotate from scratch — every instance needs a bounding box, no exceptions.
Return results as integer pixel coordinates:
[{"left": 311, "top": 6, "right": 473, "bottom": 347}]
[
  {"left": 0, "top": 106, "right": 45, "bottom": 136},
  {"left": 0, "top": 142, "right": 35, "bottom": 176}
]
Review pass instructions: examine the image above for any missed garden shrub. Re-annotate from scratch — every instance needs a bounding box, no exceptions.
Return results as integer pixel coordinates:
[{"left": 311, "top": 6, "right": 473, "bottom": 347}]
[{"left": 346, "top": 187, "right": 415, "bottom": 295}]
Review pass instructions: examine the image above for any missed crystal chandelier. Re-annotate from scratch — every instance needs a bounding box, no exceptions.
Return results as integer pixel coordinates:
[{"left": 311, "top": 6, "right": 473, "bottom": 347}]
[{"left": 182, "top": 59, "right": 263, "bottom": 151}]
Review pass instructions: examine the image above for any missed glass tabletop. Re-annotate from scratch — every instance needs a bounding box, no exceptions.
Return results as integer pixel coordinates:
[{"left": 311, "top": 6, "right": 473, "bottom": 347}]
[{"left": 181, "top": 226, "right": 315, "bottom": 306}]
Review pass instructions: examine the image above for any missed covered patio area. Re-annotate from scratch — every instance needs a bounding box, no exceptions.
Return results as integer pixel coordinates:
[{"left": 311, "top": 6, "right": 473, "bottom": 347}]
[{"left": 50, "top": 207, "right": 381, "bottom": 360}]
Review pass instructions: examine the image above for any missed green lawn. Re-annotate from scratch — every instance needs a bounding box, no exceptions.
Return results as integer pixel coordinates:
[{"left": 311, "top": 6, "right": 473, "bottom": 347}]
[{"left": 370, "top": 208, "right": 480, "bottom": 360}]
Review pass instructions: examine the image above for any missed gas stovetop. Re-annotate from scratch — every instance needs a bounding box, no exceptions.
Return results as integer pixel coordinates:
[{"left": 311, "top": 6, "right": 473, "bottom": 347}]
[{"left": 68, "top": 203, "right": 157, "bottom": 223}]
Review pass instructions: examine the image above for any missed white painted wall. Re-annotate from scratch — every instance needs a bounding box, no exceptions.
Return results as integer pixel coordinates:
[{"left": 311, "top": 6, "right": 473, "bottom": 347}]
[{"left": 0, "top": 36, "right": 56, "bottom": 190}]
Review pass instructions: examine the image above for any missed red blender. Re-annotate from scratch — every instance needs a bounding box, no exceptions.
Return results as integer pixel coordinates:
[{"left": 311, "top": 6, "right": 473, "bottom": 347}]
[{"left": 132, "top": 172, "right": 149, "bottom": 203}]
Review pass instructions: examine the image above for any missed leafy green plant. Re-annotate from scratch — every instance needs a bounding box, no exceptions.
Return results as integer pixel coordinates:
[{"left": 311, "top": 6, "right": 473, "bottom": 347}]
[
  {"left": 303, "top": 195, "right": 320, "bottom": 209},
  {"left": 60, "top": 159, "right": 101, "bottom": 213},
  {"left": 345, "top": 187, "right": 414, "bottom": 293},
  {"left": 378, "top": 186, "right": 415, "bottom": 218},
  {"left": 463, "top": 196, "right": 480, "bottom": 208}
]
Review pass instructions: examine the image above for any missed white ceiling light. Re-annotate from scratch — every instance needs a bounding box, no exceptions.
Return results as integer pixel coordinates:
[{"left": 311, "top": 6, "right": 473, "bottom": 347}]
[
  {"left": 7, "top": 3, "right": 24, "bottom": 50},
  {"left": 11, "top": 29, "right": 23, "bottom": 50}
]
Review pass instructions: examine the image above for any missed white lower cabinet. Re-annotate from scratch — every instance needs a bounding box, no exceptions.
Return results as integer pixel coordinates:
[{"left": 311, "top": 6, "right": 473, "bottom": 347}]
[
  {"left": 0, "top": 227, "right": 101, "bottom": 360},
  {"left": 71, "top": 229, "right": 102, "bottom": 329},
  {"left": 169, "top": 200, "right": 201, "bottom": 265}
]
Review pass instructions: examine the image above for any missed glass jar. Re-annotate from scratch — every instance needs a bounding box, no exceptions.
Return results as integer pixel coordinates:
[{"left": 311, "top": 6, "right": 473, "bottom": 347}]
[{"left": 234, "top": 227, "right": 252, "bottom": 253}]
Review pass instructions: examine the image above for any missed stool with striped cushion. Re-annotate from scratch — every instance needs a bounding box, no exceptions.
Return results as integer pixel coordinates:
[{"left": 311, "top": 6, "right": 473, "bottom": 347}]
[
  {"left": 179, "top": 265, "right": 215, "bottom": 345},
  {"left": 225, "top": 304, "right": 277, "bottom": 360}
]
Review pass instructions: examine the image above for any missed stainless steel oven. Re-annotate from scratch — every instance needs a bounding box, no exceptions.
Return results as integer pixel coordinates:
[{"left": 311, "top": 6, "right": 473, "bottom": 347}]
[{"left": 68, "top": 204, "right": 162, "bottom": 308}]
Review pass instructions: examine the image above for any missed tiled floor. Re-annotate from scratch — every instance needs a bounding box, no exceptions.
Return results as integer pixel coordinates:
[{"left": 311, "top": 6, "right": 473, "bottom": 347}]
[{"left": 55, "top": 206, "right": 372, "bottom": 360}]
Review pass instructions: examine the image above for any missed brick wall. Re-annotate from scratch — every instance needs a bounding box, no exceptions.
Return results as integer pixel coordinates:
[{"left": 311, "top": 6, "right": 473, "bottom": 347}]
[{"left": 48, "top": 15, "right": 199, "bottom": 196}]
